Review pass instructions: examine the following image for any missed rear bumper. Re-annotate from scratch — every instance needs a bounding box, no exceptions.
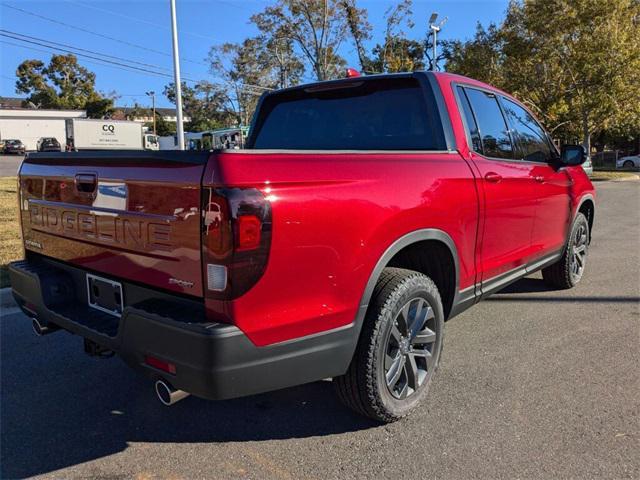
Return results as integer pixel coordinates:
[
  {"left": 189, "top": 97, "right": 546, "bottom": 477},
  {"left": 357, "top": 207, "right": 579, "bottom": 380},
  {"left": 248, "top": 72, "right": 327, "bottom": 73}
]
[{"left": 8, "top": 256, "right": 356, "bottom": 400}]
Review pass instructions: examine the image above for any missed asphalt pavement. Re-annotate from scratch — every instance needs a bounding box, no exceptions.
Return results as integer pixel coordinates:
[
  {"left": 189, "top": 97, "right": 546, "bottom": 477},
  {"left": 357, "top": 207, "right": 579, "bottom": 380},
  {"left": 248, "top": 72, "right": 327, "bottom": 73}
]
[
  {"left": 0, "top": 154, "right": 23, "bottom": 177},
  {"left": 1, "top": 180, "right": 638, "bottom": 480}
]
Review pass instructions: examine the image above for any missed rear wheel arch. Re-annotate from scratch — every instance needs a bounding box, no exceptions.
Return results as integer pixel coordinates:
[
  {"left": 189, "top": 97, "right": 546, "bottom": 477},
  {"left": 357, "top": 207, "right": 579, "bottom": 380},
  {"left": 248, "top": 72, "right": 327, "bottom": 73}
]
[{"left": 356, "top": 229, "right": 460, "bottom": 329}]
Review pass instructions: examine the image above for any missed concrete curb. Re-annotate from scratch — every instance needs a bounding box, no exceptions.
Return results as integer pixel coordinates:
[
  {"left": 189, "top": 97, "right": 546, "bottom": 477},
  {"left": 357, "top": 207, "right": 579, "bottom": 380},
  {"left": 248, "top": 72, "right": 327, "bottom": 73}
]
[
  {"left": 613, "top": 174, "right": 640, "bottom": 181},
  {"left": 591, "top": 175, "right": 640, "bottom": 183},
  {"left": 1, "top": 287, "right": 16, "bottom": 311}
]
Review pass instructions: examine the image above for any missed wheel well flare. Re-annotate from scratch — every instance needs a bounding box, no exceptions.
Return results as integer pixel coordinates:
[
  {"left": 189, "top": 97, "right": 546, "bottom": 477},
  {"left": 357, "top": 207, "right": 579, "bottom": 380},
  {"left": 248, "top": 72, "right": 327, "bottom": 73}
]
[{"left": 386, "top": 240, "right": 456, "bottom": 319}]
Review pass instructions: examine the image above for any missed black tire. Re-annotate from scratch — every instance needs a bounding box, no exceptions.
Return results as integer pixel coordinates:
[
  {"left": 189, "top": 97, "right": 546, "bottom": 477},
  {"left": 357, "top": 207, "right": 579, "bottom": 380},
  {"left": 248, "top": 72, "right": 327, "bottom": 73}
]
[
  {"left": 542, "top": 212, "right": 590, "bottom": 289},
  {"left": 333, "top": 267, "right": 444, "bottom": 423},
  {"left": 623, "top": 160, "right": 635, "bottom": 169}
]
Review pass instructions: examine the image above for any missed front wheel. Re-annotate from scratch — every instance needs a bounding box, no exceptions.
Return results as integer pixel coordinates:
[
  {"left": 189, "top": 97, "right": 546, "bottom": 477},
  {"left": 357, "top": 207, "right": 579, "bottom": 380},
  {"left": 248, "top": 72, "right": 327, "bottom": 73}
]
[
  {"left": 542, "top": 212, "right": 590, "bottom": 289},
  {"left": 333, "top": 268, "right": 444, "bottom": 423},
  {"left": 623, "top": 160, "right": 635, "bottom": 169}
]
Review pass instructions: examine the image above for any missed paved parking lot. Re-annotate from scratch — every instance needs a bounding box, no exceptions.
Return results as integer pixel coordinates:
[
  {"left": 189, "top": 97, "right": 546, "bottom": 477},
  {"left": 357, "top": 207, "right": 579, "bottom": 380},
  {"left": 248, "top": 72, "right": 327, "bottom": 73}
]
[
  {"left": 1, "top": 180, "right": 638, "bottom": 480},
  {"left": 0, "top": 154, "right": 23, "bottom": 177}
]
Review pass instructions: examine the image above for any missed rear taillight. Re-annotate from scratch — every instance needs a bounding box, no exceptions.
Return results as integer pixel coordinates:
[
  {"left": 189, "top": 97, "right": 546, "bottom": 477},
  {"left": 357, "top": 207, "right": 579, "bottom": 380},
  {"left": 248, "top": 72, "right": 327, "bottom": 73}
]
[
  {"left": 201, "top": 187, "right": 272, "bottom": 300},
  {"left": 237, "top": 214, "right": 262, "bottom": 251}
]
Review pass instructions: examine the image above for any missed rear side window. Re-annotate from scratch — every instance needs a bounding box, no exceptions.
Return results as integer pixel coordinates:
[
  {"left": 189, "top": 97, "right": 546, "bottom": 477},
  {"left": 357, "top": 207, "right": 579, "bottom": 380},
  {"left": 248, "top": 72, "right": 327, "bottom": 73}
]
[
  {"left": 501, "top": 97, "right": 552, "bottom": 162},
  {"left": 464, "top": 87, "right": 514, "bottom": 159},
  {"left": 457, "top": 86, "right": 482, "bottom": 153},
  {"left": 250, "top": 78, "right": 446, "bottom": 150}
]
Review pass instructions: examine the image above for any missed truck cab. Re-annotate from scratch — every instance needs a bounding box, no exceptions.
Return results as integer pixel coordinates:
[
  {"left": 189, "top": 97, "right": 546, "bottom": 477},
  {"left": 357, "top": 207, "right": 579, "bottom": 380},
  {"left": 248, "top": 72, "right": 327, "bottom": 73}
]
[{"left": 143, "top": 133, "right": 159, "bottom": 151}]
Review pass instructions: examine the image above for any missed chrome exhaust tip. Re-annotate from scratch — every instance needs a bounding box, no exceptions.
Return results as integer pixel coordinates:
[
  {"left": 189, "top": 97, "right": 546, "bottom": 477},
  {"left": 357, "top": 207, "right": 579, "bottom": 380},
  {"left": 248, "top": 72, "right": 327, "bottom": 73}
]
[
  {"left": 32, "top": 318, "right": 58, "bottom": 336},
  {"left": 154, "top": 380, "right": 190, "bottom": 406}
]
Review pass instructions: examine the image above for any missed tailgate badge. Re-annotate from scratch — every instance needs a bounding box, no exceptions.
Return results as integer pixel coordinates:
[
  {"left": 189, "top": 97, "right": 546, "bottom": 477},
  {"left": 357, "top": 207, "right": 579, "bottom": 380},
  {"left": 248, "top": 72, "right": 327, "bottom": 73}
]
[
  {"left": 25, "top": 239, "right": 43, "bottom": 250},
  {"left": 169, "top": 278, "right": 194, "bottom": 289}
]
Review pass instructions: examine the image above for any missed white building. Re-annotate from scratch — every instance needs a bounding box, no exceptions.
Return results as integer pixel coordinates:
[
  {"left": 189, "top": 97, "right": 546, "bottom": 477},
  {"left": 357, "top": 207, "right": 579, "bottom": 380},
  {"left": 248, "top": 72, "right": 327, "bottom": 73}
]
[{"left": 0, "top": 106, "right": 87, "bottom": 151}]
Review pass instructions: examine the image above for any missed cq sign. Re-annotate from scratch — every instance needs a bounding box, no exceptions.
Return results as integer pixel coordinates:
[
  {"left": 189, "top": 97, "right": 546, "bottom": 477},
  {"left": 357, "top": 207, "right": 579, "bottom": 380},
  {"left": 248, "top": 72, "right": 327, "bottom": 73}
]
[{"left": 102, "top": 124, "right": 115, "bottom": 133}]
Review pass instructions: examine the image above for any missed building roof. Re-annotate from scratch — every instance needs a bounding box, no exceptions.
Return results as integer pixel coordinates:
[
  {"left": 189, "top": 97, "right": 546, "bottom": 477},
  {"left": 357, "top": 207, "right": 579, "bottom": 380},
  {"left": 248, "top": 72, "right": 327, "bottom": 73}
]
[
  {"left": 0, "top": 96, "right": 27, "bottom": 109},
  {"left": 0, "top": 98, "right": 180, "bottom": 119},
  {"left": 0, "top": 108, "right": 87, "bottom": 119},
  {"left": 118, "top": 106, "right": 181, "bottom": 117},
  {"left": 0, "top": 96, "right": 86, "bottom": 116}
]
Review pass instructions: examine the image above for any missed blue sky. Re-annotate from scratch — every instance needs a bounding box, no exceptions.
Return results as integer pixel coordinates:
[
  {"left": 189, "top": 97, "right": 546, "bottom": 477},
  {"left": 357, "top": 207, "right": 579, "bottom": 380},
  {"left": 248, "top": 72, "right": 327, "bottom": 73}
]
[{"left": 0, "top": 0, "right": 509, "bottom": 108}]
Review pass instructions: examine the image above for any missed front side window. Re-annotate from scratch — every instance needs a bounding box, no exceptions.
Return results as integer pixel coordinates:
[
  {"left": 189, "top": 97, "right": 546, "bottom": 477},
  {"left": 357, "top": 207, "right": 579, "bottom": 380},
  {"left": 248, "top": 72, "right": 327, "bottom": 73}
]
[
  {"left": 501, "top": 97, "right": 552, "bottom": 162},
  {"left": 250, "top": 77, "right": 446, "bottom": 151},
  {"left": 464, "top": 87, "right": 514, "bottom": 159}
]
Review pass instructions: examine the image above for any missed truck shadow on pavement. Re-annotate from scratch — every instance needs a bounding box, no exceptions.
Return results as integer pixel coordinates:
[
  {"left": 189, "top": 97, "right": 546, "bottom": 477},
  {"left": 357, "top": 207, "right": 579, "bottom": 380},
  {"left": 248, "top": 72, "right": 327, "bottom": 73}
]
[
  {"left": 492, "top": 277, "right": 639, "bottom": 303},
  {"left": 496, "top": 277, "right": 551, "bottom": 294},
  {"left": 0, "top": 312, "right": 377, "bottom": 479}
]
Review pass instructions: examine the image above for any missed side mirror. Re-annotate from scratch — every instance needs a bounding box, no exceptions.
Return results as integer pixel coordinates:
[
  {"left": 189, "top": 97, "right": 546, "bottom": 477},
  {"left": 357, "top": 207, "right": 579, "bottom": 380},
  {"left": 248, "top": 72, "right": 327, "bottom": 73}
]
[{"left": 560, "top": 144, "right": 586, "bottom": 166}]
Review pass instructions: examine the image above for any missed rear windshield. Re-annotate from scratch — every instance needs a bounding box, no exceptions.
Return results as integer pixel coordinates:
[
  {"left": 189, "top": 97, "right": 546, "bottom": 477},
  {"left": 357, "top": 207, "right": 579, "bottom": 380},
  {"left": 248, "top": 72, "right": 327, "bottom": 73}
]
[{"left": 250, "top": 77, "right": 446, "bottom": 151}]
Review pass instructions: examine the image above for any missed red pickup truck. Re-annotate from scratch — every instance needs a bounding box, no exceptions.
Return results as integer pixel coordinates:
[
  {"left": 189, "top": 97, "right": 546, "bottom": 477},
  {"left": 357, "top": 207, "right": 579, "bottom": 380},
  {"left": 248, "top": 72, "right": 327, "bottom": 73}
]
[{"left": 9, "top": 72, "right": 594, "bottom": 422}]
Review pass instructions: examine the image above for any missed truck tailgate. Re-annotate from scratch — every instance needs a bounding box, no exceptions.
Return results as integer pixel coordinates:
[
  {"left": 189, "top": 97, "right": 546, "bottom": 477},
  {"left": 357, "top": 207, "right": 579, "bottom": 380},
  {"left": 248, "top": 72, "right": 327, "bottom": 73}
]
[{"left": 18, "top": 151, "right": 210, "bottom": 297}]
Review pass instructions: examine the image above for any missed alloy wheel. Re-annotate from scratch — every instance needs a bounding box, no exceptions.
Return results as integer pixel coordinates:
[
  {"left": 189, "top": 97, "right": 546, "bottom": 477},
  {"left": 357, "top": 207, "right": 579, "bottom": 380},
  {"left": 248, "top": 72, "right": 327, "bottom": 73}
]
[
  {"left": 570, "top": 222, "right": 588, "bottom": 281},
  {"left": 384, "top": 297, "right": 437, "bottom": 399}
]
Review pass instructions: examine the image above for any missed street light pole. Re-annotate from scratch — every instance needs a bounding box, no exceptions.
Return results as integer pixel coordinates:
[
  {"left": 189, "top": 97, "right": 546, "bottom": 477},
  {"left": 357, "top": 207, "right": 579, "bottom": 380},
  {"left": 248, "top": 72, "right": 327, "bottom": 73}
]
[
  {"left": 146, "top": 91, "right": 156, "bottom": 136},
  {"left": 431, "top": 24, "right": 438, "bottom": 70},
  {"left": 428, "top": 13, "right": 448, "bottom": 71},
  {"left": 169, "top": 0, "right": 185, "bottom": 150}
]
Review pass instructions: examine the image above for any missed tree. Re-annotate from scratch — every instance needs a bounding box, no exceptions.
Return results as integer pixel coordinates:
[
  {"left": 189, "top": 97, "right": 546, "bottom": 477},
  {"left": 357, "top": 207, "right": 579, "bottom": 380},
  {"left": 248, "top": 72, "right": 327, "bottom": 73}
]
[
  {"left": 164, "top": 81, "right": 231, "bottom": 132},
  {"left": 444, "top": 0, "right": 640, "bottom": 152},
  {"left": 268, "top": 35, "right": 305, "bottom": 89},
  {"left": 84, "top": 97, "right": 114, "bottom": 119},
  {"left": 147, "top": 112, "right": 175, "bottom": 137},
  {"left": 207, "top": 35, "right": 304, "bottom": 126},
  {"left": 370, "top": 38, "right": 425, "bottom": 73},
  {"left": 251, "top": 0, "right": 350, "bottom": 81},
  {"left": 125, "top": 102, "right": 151, "bottom": 121},
  {"left": 441, "top": 23, "right": 503, "bottom": 85},
  {"left": 15, "top": 54, "right": 113, "bottom": 118},
  {"left": 366, "top": 0, "right": 425, "bottom": 73},
  {"left": 208, "top": 37, "right": 295, "bottom": 126},
  {"left": 339, "top": 0, "right": 373, "bottom": 72},
  {"left": 209, "top": 41, "right": 265, "bottom": 127},
  {"left": 500, "top": 0, "right": 640, "bottom": 151}
]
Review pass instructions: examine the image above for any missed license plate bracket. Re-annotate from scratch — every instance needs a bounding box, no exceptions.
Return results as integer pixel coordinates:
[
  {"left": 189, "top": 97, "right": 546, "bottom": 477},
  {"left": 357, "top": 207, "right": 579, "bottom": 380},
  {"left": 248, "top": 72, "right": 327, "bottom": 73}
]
[{"left": 87, "top": 274, "right": 124, "bottom": 317}]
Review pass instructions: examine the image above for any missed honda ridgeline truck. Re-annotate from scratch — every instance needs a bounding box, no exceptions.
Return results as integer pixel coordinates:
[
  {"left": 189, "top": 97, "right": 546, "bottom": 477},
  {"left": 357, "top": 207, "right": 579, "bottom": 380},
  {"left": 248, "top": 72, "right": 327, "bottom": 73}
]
[{"left": 9, "top": 72, "right": 595, "bottom": 422}]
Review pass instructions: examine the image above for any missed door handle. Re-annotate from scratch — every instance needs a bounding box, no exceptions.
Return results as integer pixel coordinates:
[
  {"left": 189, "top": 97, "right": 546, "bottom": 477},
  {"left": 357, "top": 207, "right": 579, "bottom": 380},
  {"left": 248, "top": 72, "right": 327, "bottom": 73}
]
[
  {"left": 534, "top": 176, "right": 545, "bottom": 183},
  {"left": 484, "top": 172, "right": 502, "bottom": 183}
]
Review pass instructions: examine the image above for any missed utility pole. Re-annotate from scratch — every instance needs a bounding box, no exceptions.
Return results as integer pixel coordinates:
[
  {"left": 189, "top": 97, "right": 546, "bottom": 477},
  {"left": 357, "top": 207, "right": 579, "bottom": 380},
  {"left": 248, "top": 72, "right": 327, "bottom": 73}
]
[
  {"left": 169, "top": 0, "right": 185, "bottom": 150},
  {"left": 146, "top": 91, "right": 156, "bottom": 136},
  {"left": 428, "top": 13, "right": 448, "bottom": 71}
]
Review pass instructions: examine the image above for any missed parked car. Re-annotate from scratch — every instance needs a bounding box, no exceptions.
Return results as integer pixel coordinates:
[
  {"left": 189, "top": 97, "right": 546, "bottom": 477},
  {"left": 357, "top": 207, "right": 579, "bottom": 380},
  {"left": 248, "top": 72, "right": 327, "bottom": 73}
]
[
  {"left": 582, "top": 155, "right": 593, "bottom": 176},
  {"left": 2, "top": 139, "right": 25, "bottom": 155},
  {"left": 9, "top": 71, "right": 595, "bottom": 423},
  {"left": 36, "top": 137, "right": 62, "bottom": 152},
  {"left": 616, "top": 154, "right": 640, "bottom": 169}
]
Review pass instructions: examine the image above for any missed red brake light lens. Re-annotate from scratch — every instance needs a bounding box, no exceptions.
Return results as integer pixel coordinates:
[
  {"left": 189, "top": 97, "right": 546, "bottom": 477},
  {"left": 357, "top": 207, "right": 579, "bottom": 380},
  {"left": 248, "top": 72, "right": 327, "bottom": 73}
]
[{"left": 237, "top": 214, "right": 262, "bottom": 251}]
